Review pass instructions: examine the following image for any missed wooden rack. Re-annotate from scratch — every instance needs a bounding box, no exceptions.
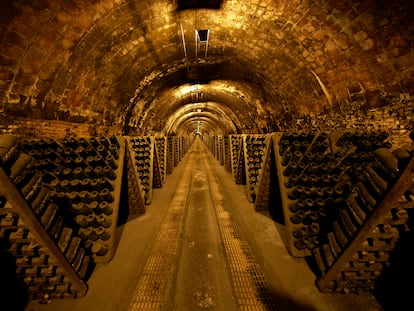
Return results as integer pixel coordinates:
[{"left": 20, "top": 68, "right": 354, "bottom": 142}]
[
  {"left": 315, "top": 156, "right": 414, "bottom": 293},
  {"left": 154, "top": 137, "right": 167, "bottom": 186},
  {"left": 223, "top": 136, "right": 232, "bottom": 173},
  {"left": 17, "top": 136, "right": 125, "bottom": 264},
  {"left": 126, "top": 136, "right": 154, "bottom": 205},
  {"left": 0, "top": 135, "right": 90, "bottom": 299},
  {"left": 242, "top": 134, "right": 272, "bottom": 203},
  {"left": 229, "top": 135, "right": 245, "bottom": 185},
  {"left": 204, "top": 131, "right": 414, "bottom": 294}
]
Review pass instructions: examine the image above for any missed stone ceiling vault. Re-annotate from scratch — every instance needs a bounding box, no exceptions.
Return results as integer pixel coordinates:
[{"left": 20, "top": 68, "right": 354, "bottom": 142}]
[{"left": 0, "top": 0, "right": 413, "bottom": 135}]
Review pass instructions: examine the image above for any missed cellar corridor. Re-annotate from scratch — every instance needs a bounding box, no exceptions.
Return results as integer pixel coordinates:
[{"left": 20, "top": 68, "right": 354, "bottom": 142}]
[
  {"left": 1, "top": 1, "right": 414, "bottom": 310},
  {"left": 22, "top": 138, "right": 382, "bottom": 311}
]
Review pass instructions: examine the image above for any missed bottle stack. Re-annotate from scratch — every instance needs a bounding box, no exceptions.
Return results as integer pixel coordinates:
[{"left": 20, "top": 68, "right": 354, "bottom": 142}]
[
  {"left": 167, "top": 137, "right": 175, "bottom": 174},
  {"left": 128, "top": 137, "right": 154, "bottom": 205},
  {"left": 215, "top": 136, "right": 224, "bottom": 165},
  {"left": 229, "top": 135, "right": 245, "bottom": 185},
  {"left": 223, "top": 136, "right": 232, "bottom": 173},
  {"left": 242, "top": 135, "right": 272, "bottom": 203},
  {"left": 207, "top": 131, "right": 413, "bottom": 295},
  {"left": 18, "top": 135, "right": 124, "bottom": 263},
  {"left": 155, "top": 137, "right": 168, "bottom": 186},
  {"left": 311, "top": 131, "right": 414, "bottom": 294},
  {"left": 126, "top": 136, "right": 193, "bottom": 213},
  {"left": 273, "top": 131, "right": 331, "bottom": 256},
  {"left": 252, "top": 134, "right": 274, "bottom": 212},
  {"left": 204, "top": 134, "right": 272, "bottom": 210},
  {"left": 0, "top": 135, "right": 92, "bottom": 300},
  {"left": 125, "top": 141, "right": 146, "bottom": 216},
  {"left": 174, "top": 137, "right": 182, "bottom": 167}
]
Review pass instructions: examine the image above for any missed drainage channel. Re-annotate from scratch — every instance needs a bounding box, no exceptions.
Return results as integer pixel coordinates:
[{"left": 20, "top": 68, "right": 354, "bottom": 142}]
[
  {"left": 128, "top": 145, "right": 196, "bottom": 311},
  {"left": 201, "top": 143, "right": 278, "bottom": 311}
]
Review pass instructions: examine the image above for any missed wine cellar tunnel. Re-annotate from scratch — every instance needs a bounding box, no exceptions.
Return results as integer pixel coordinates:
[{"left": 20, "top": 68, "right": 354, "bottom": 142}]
[{"left": 1, "top": 0, "right": 414, "bottom": 310}]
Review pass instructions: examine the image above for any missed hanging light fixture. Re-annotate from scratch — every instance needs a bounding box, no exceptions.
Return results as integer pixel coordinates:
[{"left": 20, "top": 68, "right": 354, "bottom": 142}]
[{"left": 195, "top": 29, "right": 210, "bottom": 60}]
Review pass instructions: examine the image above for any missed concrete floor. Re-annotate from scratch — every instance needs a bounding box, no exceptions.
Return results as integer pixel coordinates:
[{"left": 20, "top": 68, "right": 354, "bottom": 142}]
[{"left": 24, "top": 138, "right": 383, "bottom": 311}]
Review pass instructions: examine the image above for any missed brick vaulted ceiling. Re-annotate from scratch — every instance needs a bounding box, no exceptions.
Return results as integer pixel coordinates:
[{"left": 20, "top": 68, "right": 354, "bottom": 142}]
[{"left": 0, "top": 0, "right": 413, "bottom": 136}]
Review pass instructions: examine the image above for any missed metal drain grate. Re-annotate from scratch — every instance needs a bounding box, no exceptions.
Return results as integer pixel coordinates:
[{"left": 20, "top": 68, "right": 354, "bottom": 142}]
[
  {"left": 128, "top": 149, "right": 196, "bottom": 311},
  {"left": 202, "top": 149, "right": 278, "bottom": 311}
]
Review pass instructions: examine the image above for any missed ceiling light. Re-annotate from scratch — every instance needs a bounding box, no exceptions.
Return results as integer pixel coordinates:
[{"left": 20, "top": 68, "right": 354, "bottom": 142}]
[{"left": 195, "top": 29, "right": 210, "bottom": 59}]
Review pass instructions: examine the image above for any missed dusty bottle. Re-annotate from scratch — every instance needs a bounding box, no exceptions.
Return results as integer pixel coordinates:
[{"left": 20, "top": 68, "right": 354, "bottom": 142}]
[
  {"left": 97, "top": 177, "right": 114, "bottom": 191},
  {"left": 75, "top": 215, "right": 89, "bottom": 228},
  {"left": 86, "top": 214, "right": 99, "bottom": 228},
  {"left": 98, "top": 201, "right": 113, "bottom": 215},
  {"left": 96, "top": 227, "right": 110, "bottom": 241},
  {"left": 91, "top": 242, "right": 108, "bottom": 255},
  {"left": 308, "top": 174, "right": 319, "bottom": 186},
  {"left": 103, "top": 166, "right": 116, "bottom": 180},
  {"left": 96, "top": 145, "right": 108, "bottom": 157},
  {"left": 110, "top": 134, "right": 120, "bottom": 148},
  {"left": 99, "top": 188, "right": 114, "bottom": 203},
  {"left": 82, "top": 227, "right": 99, "bottom": 241},
  {"left": 288, "top": 185, "right": 305, "bottom": 200},
  {"left": 291, "top": 150, "right": 303, "bottom": 163},
  {"left": 99, "top": 137, "right": 110, "bottom": 148},
  {"left": 88, "top": 201, "right": 100, "bottom": 215},
  {"left": 289, "top": 199, "right": 306, "bottom": 213},
  {"left": 109, "top": 144, "right": 119, "bottom": 159},
  {"left": 285, "top": 174, "right": 299, "bottom": 188},
  {"left": 74, "top": 157, "right": 88, "bottom": 168},
  {"left": 281, "top": 150, "right": 293, "bottom": 166},
  {"left": 72, "top": 167, "right": 87, "bottom": 180},
  {"left": 304, "top": 162, "right": 319, "bottom": 175},
  {"left": 96, "top": 215, "right": 112, "bottom": 228},
  {"left": 105, "top": 154, "right": 118, "bottom": 170},
  {"left": 93, "top": 166, "right": 103, "bottom": 178},
  {"left": 71, "top": 202, "right": 92, "bottom": 216},
  {"left": 278, "top": 139, "right": 290, "bottom": 156},
  {"left": 290, "top": 210, "right": 306, "bottom": 224}
]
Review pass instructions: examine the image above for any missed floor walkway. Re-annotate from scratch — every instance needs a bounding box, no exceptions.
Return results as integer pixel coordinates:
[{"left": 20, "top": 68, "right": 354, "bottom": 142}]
[{"left": 25, "top": 138, "right": 382, "bottom": 311}]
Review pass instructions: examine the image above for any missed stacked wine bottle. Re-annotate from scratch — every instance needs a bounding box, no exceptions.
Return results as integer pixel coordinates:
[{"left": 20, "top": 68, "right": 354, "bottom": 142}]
[
  {"left": 155, "top": 137, "right": 167, "bottom": 186},
  {"left": 167, "top": 137, "right": 175, "bottom": 174},
  {"left": 243, "top": 135, "right": 269, "bottom": 203},
  {"left": 125, "top": 136, "right": 178, "bottom": 215},
  {"left": 216, "top": 136, "right": 224, "bottom": 165},
  {"left": 0, "top": 135, "right": 92, "bottom": 300},
  {"left": 201, "top": 131, "right": 413, "bottom": 294},
  {"left": 229, "top": 135, "right": 245, "bottom": 185},
  {"left": 174, "top": 137, "right": 181, "bottom": 167},
  {"left": 223, "top": 136, "right": 232, "bottom": 173},
  {"left": 18, "top": 135, "right": 124, "bottom": 263},
  {"left": 312, "top": 131, "right": 413, "bottom": 294},
  {"left": 125, "top": 142, "right": 146, "bottom": 215},
  {"left": 129, "top": 137, "right": 154, "bottom": 205}
]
